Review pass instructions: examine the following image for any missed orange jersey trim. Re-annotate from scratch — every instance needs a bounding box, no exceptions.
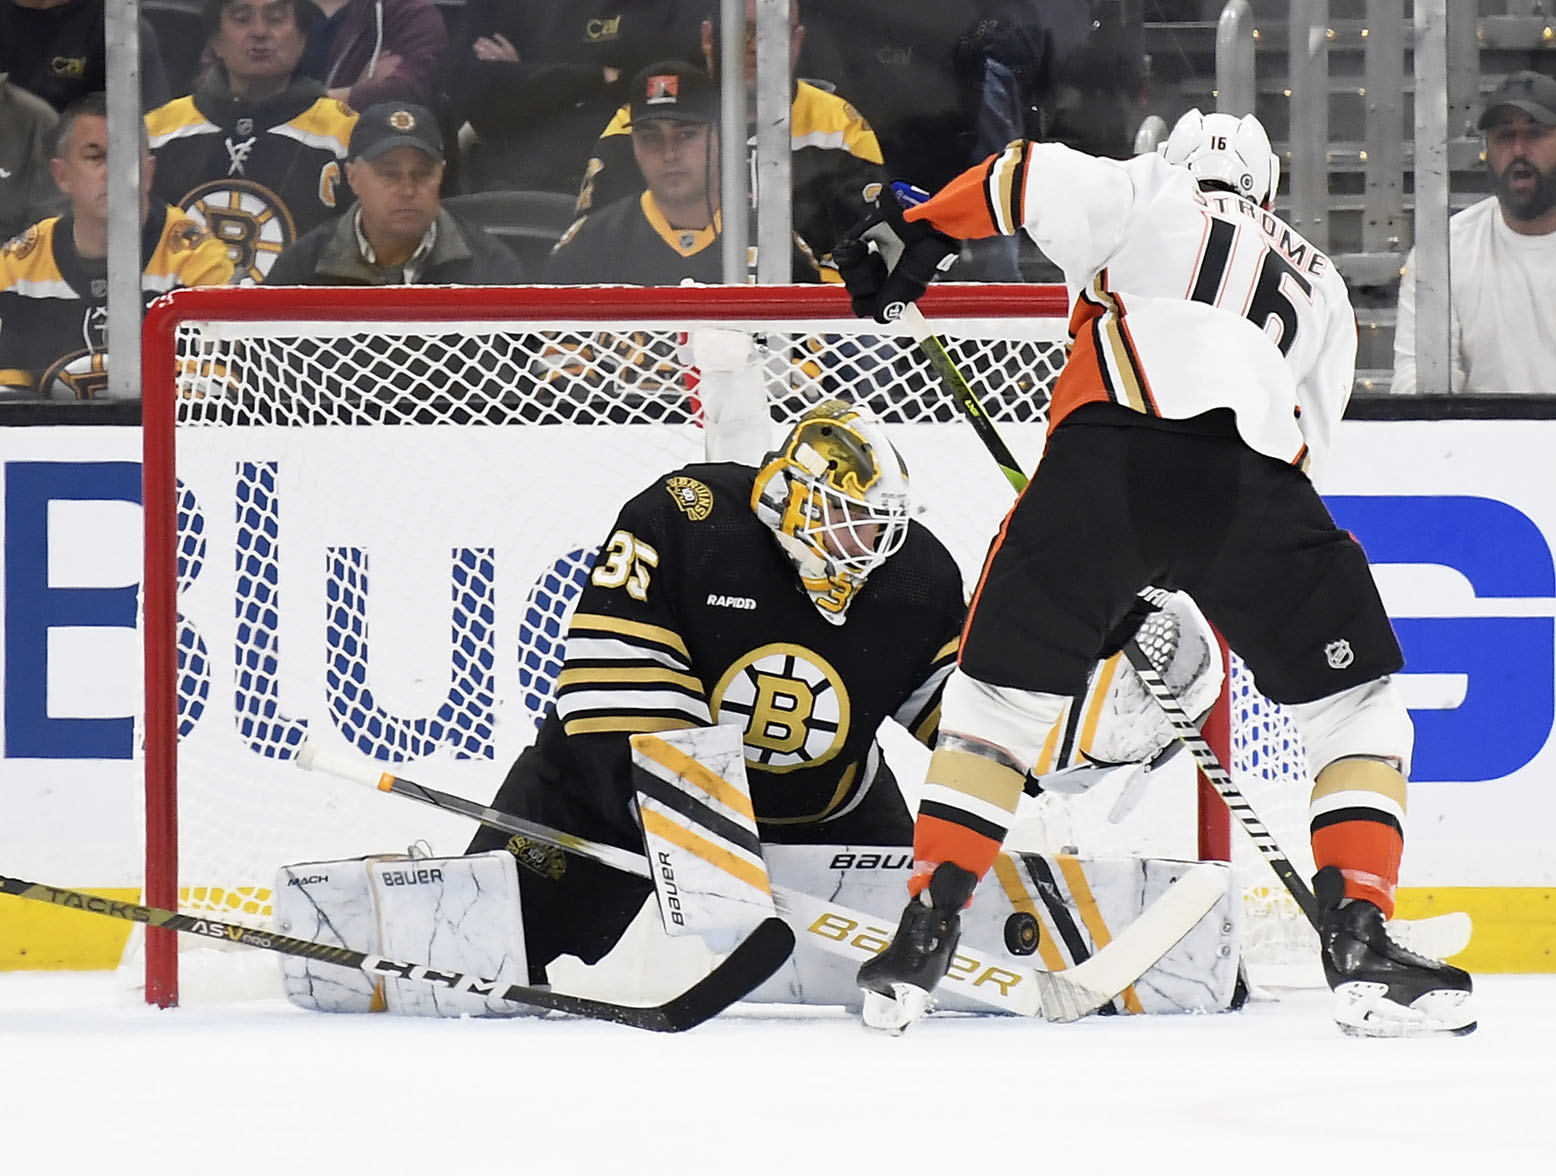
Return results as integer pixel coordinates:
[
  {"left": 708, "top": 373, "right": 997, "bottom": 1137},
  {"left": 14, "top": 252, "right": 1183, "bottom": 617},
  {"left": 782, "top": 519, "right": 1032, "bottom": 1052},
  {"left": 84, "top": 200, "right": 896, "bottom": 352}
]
[{"left": 906, "top": 142, "right": 1032, "bottom": 240}]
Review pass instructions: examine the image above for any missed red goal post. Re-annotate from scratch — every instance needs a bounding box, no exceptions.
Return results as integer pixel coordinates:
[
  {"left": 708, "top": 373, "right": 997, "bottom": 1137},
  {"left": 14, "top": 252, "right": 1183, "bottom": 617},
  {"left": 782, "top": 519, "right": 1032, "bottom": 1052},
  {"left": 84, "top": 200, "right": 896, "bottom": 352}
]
[{"left": 140, "top": 283, "right": 1284, "bottom": 1007}]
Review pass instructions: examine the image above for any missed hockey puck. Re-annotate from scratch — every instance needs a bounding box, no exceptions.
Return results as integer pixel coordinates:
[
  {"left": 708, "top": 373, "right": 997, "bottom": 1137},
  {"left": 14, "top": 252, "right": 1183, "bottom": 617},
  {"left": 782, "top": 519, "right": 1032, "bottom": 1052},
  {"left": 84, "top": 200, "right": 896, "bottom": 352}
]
[{"left": 1004, "top": 911, "right": 1040, "bottom": 956}]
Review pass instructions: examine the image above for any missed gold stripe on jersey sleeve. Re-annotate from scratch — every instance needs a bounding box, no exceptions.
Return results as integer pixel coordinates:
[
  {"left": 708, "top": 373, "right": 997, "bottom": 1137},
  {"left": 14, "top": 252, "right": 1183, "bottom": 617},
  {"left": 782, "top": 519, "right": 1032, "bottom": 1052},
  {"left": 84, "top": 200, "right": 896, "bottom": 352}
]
[
  {"left": 288, "top": 98, "right": 357, "bottom": 151},
  {"left": 640, "top": 806, "right": 772, "bottom": 895},
  {"left": 562, "top": 715, "right": 698, "bottom": 737},
  {"left": 633, "top": 733, "right": 758, "bottom": 824},
  {"left": 144, "top": 95, "right": 203, "bottom": 141},
  {"left": 1056, "top": 855, "right": 1145, "bottom": 1013},
  {"left": 992, "top": 854, "right": 1069, "bottom": 972},
  {"left": 986, "top": 143, "right": 1026, "bottom": 236},
  {"left": 557, "top": 665, "right": 705, "bottom": 693},
  {"left": 1088, "top": 273, "right": 1151, "bottom": 414},
  {"left": 568, "top": 612, "right": 690, "bottom": 657}
]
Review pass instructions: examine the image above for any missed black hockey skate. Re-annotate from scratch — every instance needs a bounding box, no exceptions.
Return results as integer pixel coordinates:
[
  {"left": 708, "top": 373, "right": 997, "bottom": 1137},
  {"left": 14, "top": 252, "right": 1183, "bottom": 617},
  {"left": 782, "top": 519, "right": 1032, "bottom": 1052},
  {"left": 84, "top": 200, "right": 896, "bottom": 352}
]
[
  {"left": 1315, "top": 866, "right": 1476, "bottom": 1037},
  {"left": 857, "top": 862, "right": 979, "bottom": 1033}
]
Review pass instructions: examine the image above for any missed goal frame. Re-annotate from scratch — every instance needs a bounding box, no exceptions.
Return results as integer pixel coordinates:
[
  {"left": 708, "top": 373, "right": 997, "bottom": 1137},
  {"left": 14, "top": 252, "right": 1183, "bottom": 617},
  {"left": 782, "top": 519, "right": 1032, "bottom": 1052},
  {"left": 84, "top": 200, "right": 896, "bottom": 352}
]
[{"left": 140, "top": 282, "right": 1232, "bottom": 1007}]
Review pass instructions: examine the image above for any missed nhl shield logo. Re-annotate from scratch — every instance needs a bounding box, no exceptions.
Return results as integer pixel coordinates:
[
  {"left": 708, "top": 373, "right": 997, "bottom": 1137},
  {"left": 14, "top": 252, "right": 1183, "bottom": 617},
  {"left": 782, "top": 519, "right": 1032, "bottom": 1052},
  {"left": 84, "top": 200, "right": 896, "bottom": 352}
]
[{"left": 1324, "top": 639, "right": 1354, "bottom": 670}]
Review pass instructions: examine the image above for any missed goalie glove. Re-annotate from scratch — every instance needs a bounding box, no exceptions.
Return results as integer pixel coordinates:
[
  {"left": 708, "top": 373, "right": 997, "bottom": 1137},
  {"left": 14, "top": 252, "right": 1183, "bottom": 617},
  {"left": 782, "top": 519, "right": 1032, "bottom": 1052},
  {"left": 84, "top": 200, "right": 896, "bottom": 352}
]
[{"left": 834, "top": 182, "right": 961, "bottom": 325}]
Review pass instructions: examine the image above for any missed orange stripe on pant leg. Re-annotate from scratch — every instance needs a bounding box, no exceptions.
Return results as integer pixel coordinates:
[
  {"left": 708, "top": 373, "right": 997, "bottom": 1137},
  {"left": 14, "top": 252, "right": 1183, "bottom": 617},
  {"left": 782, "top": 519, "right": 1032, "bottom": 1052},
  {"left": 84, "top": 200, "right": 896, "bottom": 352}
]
[
  {"left": 1312, "top": 820, "right": 1403, "bottom": 917},
  {"left": 910, "top": 813, "right": 1003, "bottom": 898}
]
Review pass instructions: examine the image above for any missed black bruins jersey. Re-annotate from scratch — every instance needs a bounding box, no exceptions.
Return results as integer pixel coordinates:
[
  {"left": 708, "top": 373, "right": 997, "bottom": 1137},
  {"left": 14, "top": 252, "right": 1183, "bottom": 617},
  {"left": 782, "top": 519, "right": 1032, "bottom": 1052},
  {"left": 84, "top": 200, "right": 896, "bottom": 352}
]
[
  {"left": 0, "top": 206, "right": 233, "bottom": 400},
  {"left": 530, "top": 462, "right": 965, "bottom": 838},
  {"left": 146, "top": 78, "right": 356, "bottom": 284},
  {"left": 546, "top": 190, "right": 826, "bottom": 284},
  {"left": 574, "top": 79, "right": 888, "bottom": 268}
]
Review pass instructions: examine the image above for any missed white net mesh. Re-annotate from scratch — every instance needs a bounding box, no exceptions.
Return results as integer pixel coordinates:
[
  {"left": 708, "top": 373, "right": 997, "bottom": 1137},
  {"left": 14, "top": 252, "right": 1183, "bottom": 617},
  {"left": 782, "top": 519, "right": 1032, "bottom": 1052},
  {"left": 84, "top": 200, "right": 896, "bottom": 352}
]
[{"left": 146, "top": 287, "right": 1316, "bottom": 995}]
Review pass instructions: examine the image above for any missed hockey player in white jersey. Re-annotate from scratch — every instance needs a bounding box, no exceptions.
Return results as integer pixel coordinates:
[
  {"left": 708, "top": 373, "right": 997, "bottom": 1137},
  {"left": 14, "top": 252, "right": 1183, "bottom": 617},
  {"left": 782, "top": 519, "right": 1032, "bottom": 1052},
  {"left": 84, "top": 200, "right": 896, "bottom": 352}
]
[{"left": 833, "top": 109, "right": 1475, "bottom": 1037}]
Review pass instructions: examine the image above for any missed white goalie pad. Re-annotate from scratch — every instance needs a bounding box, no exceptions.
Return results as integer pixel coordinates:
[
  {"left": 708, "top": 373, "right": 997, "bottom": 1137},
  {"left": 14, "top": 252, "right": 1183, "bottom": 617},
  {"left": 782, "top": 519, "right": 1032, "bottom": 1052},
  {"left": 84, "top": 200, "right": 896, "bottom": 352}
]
[
  {"left": 273, "top": 850, "right": 530, "bottom": 1016},
  {"left": 751, "top": 845, "right": 1240, "bottom": 1015},
  {"left": 1033, "top": 591, "right": 1223, "bottom": 790},
  {"left": 630, "top": 727, "right": 777, "bottom": 945}
]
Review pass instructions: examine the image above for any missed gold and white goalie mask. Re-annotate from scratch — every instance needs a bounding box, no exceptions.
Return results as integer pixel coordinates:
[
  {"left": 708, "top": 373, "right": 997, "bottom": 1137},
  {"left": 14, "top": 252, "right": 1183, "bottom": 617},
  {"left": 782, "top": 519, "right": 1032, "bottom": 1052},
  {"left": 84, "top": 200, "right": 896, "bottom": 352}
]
[{"left": 751, "top": 399, "right": 911, "bottom": 624}]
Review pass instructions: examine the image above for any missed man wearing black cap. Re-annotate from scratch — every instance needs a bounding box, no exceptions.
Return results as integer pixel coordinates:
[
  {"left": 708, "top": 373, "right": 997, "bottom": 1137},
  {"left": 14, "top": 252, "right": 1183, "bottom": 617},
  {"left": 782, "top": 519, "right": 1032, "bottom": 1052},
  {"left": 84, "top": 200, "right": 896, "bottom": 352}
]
[
  {"left": 547, "top": 60, "right": 824, "bottom": 284},
  {"left": 1393, "top": 69, "right": 1556, "bottom": 395},
  {"left": 267, "top": 100, "right": 526, "bottom": 285}
]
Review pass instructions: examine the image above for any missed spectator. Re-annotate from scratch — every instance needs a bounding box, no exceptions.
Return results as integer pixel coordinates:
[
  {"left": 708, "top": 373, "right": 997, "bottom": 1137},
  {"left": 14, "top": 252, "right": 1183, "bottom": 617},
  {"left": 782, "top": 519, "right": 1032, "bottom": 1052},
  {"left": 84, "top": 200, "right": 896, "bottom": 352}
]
[
  {"left": 297, "top": 0, "right": 449, "bottom": 111},
  {"left": 267, "top": 101, "right": 525, "bottom": 284},
  {"left": 0, "top": 0, "right": 171, "bottom": 113},
  {"left": 575, "top": 0, "right": 885, "bottom": 272},
  {"left": 0, "top": 93, "right": 234, "bottom": 401},
  {"left": 448, "top": 0, "right": 688, "bottom": 195},
  {"left": 547, "top": 60, "right": 825, "bottom": 284},
  {"left": 1393, "top": 69, "right": 1556, "bottom": 395},
  {"left": 1, "top": 74, "right": 64, "bottom": 241},
  {"left": 146, "top": 0, "right": 357, "bottom": 285}
]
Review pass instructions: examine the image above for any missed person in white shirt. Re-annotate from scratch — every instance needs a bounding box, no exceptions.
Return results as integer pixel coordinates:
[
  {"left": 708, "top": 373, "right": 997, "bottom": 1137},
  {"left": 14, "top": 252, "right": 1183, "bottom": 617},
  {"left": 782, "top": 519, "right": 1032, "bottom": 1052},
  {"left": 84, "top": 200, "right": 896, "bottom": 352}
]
[
  {"left": 1393, "top": 69, "right": 1556, "bottom": 395},
  {"left": 831, "top": 109, "right": 1476, "bottom": 1039}
]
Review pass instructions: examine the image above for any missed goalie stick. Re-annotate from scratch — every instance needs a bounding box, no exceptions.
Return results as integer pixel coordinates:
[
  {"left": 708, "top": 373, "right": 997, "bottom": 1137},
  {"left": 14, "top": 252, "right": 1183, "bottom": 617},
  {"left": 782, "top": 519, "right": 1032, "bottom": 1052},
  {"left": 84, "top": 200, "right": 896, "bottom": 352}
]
[
  {"left": 0, "top": 874, "right": 791, "bottom": 1033},
  {"left": 898, "top": 295, "right": 1473, "bottom": 957},
  {"left": 294, "top": 744, "right": 1225, "bottom": 1022}
]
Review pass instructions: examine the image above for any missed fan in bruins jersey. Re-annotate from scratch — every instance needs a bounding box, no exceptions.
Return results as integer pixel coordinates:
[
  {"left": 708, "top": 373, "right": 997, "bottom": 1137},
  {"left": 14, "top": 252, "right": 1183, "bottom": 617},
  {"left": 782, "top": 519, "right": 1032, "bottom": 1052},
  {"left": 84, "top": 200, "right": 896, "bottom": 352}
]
[
  {"left": 546, "top": 59, "right": 830, "bottom": 285},
  {"left": 0, "top": 93, "right": 234, "bottom": 402},
  {"left": 145, "top": 0, "right": 357, "bottom": 285}
]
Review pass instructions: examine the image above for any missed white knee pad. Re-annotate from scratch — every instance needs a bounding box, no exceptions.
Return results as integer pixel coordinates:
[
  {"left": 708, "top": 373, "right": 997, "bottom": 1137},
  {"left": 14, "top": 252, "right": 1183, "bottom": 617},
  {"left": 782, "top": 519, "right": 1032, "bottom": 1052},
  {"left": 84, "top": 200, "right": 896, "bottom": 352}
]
[
  {"left": 1285, "top": 676, "right": 1414, "bottom": 779},
  {"left": 939, "top": 667, "right": 1069, "bottom": 774}
]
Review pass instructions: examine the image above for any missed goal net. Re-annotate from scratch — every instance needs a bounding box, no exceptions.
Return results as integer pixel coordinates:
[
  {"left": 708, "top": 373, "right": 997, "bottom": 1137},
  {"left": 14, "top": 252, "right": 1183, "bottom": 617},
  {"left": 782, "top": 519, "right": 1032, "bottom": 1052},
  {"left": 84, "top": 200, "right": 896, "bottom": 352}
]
[{"left": 139, "top": 283, "right": 1317, "bottom": 1005}]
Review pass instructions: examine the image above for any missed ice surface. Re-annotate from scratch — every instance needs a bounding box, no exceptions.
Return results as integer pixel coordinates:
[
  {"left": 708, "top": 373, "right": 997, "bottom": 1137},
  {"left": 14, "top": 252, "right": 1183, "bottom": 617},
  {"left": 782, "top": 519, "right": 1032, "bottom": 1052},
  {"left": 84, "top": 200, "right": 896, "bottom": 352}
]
[{"left": 1, "top": 971, "right": 1547, "bottom": 1173}]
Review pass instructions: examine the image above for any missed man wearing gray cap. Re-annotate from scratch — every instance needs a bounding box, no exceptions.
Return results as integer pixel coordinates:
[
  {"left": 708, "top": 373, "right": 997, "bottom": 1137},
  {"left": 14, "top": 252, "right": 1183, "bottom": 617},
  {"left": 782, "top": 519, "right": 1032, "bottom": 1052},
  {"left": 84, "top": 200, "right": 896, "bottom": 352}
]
[
  {"left": 1393, "top": 69, "right": 1556, "bottom": 394},
  {"left": 267, "top": 101, "right": 526, "bottom": 285}
]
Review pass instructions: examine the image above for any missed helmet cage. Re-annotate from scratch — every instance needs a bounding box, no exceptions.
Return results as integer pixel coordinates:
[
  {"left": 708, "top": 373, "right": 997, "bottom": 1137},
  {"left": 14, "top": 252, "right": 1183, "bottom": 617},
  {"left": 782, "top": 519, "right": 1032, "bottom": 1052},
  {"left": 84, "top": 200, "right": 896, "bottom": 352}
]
[{"left": 753, "top": 401, "right": 910, "bottom": 620}]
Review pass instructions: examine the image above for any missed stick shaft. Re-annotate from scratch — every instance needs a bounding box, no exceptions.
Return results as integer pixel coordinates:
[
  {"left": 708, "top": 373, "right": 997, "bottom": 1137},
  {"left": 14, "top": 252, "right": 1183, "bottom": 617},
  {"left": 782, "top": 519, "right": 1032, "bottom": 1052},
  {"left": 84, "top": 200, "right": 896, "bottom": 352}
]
[{"left": 903, "top": 305, "right": 1323, "bottom": 928}]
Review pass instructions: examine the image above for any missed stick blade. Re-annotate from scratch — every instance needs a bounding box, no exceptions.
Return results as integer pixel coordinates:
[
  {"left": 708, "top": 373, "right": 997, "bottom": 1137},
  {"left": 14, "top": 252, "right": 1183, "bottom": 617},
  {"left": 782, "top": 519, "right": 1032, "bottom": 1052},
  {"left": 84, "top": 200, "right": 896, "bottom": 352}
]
[
  {"left": 1038, "top": 861, "right": 1230, "bottom": 1023},
  {"left": 648, "top": 916, "right": 796, "bottom": 1031}
]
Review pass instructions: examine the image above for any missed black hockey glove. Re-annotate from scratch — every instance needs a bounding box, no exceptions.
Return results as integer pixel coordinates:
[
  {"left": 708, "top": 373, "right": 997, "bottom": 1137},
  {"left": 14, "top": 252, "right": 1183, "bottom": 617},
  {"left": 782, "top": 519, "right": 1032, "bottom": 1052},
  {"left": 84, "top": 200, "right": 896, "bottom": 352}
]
[{"left": 834, "top": 186, "right": 960, "bottom": 325}]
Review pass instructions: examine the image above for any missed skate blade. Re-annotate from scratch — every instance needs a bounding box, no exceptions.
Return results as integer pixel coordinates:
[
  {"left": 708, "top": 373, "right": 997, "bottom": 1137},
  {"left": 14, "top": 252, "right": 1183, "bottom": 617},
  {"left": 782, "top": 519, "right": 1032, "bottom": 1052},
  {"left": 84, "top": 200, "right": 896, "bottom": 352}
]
[
  {"left": 1332, "top": 982, "right": 1478, "bottom": 1038},
  {"left": 860, "top": 983, "right": 932, "bottom": 1035}
]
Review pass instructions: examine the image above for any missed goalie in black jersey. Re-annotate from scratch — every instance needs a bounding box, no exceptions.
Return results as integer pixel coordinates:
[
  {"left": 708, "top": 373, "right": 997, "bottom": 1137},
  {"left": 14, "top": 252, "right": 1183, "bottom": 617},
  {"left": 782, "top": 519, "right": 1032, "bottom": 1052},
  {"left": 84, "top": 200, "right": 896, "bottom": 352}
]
[{"left": 468, "top": 398, "right": 966, "bottom": 983}]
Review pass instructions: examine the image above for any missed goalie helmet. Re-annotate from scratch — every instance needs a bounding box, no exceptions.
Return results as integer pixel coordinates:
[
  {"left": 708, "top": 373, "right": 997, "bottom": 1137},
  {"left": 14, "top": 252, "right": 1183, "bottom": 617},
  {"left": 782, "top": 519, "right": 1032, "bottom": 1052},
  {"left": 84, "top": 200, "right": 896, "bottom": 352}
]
[
  {"left": 751, "top": 399, "right": 910, "bottom": 624},
  {"left": 1160, "top": 108, "right": 1280, "bottom": 210}
]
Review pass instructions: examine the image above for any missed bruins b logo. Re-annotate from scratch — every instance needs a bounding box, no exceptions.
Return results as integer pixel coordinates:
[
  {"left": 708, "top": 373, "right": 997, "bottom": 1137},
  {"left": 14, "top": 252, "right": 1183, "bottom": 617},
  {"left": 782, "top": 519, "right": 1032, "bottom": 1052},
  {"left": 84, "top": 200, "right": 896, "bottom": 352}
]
[
  {"left": 180, "top": 178, "right": 298, "bottom": 282},
  {"left": 710, "top": 644, "right": 849, "bottom": 772}
]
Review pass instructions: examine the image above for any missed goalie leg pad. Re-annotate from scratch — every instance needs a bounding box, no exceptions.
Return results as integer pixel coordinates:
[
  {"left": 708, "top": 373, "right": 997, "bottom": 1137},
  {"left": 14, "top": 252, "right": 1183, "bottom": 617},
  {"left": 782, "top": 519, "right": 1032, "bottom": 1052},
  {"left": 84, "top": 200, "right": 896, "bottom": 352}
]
[
  {"left": 275, "top": 850, "right": 531, "bottom": 1017},
  {"left": 753, "top": 845, "right": 1240, "bottom": 1014}
]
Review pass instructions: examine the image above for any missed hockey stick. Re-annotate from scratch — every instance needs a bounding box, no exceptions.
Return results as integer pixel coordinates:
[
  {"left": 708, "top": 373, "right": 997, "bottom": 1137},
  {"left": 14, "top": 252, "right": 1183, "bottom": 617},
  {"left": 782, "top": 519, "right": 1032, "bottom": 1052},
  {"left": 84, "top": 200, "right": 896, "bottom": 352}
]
[
  {"left": 0, "top": 875, "right": 791, "bottom": 1033},
  {"left": 901, "top": 303, "right": 1475, "bottom": 956},
  {"left": 897, "top": 297, "right": 1324, "bottom": 929},
  {"left": 294, "top": 744, "right": 1224, "bottom": 1022}
]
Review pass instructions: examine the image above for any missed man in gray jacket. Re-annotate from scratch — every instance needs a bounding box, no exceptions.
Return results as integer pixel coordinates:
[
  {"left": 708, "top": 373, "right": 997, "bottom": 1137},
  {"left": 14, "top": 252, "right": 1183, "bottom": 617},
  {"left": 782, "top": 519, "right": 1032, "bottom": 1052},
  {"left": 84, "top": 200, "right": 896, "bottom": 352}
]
[{"left": 267, "top": 101, "right": 526, "bottom": 285}]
